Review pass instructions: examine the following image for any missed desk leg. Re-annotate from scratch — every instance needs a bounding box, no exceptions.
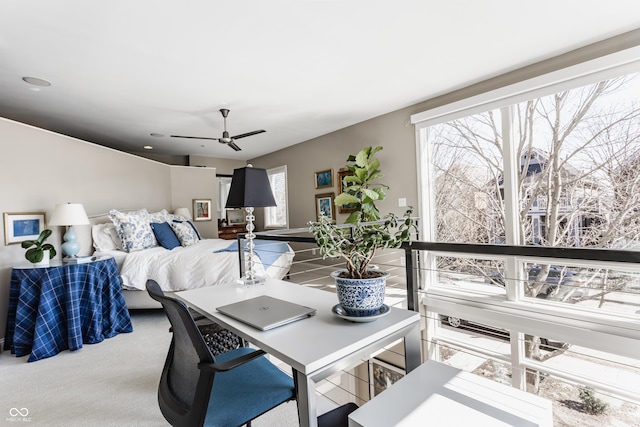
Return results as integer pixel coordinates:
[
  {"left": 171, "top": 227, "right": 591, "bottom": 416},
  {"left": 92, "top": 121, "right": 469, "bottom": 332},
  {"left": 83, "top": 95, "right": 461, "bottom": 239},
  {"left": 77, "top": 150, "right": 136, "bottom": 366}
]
[
  {"left": 294, "top": 369, "right": 318, "bottom": 427},
  {"left": 404, "top": 323, "right": 421, "bottom": 373}
]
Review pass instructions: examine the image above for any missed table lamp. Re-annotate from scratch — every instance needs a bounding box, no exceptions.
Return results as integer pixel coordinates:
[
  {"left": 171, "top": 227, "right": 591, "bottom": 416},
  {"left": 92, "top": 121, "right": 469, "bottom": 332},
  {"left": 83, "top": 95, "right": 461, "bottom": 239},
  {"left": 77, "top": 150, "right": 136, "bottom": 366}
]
[
  {"left": 174, "top": 207, "right": 192, "bottom": 220},
  {"left": 48, "top": 203, "right": 90, "bottom": 261},
  {"left": 226, "top": 165, "right": 276, "bottom": 286}
]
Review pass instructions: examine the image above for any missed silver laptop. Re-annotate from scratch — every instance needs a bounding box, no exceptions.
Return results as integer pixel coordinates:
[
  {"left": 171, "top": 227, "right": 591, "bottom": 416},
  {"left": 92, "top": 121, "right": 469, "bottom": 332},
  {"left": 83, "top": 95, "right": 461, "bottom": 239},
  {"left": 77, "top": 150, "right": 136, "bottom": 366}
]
[{"left": 216, "top": 295, "right": 316, "bottom": 331}]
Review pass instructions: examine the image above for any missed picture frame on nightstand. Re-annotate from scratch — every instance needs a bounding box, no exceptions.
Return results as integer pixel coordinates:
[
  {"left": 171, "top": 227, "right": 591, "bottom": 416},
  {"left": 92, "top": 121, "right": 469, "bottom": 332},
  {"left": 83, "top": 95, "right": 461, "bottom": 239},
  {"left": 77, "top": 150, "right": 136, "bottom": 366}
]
[{"left": 226, "top": 209, "right": 246, "bottom": 225}]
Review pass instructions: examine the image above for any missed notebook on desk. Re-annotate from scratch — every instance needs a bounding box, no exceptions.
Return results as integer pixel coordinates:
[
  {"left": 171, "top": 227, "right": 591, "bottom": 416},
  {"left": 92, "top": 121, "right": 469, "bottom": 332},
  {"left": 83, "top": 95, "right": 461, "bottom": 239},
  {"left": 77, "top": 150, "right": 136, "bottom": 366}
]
[{"left": 216, "top": 295, "right": 317, "bottom": 331}]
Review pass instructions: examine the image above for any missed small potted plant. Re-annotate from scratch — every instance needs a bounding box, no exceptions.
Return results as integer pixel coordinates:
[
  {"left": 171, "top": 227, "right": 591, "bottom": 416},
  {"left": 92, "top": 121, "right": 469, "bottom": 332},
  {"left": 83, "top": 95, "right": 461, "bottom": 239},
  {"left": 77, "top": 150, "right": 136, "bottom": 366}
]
[
  {"left": 309, "top": 146, "right": 416, "bottom": 317},
  {"left": 22, "top": 229, "right": 57, "bottom": 266}
]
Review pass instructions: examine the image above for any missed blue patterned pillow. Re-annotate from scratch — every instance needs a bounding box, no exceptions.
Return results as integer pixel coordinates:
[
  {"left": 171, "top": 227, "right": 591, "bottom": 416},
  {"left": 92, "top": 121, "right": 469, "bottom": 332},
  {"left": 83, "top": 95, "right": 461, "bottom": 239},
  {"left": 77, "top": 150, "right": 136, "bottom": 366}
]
[
  {"left": 172, "top": 219, "right": 202, "bottom": 239},
  {"left": 171, "top": 221, "right": 200, "bottom": 247},
  {"left": 109, "top": 209, "right": 157, "bottom": 252},
  {"left": 148, "top": 209, "right": 171, "bottom": 224}
]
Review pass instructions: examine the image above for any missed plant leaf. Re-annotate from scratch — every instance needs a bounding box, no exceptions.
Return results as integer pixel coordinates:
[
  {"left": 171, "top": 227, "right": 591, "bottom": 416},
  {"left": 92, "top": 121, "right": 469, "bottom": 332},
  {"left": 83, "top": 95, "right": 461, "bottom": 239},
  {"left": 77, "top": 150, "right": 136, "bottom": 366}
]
[
  {"left": 335, "top": 193, "right": 359, "bottom": 206},
  {"left": 38, "top": 229, "right": 52, "bottom": 244},
  {"left": 25, "top": 248, "right": 44, "bottom": 263},
  {"left": 21, "top": 240, "right": 36, "bottom": 249}
]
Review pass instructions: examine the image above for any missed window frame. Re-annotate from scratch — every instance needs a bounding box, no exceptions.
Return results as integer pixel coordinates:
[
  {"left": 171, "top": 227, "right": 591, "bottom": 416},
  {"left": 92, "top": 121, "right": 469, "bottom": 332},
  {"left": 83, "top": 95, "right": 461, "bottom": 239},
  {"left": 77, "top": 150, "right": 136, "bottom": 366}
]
[
  {"left": 414, "top": 42, "right": 640, "bottom": 396},
  {"left": 264, "top": 165, "right": 289, "bottom": 229}
]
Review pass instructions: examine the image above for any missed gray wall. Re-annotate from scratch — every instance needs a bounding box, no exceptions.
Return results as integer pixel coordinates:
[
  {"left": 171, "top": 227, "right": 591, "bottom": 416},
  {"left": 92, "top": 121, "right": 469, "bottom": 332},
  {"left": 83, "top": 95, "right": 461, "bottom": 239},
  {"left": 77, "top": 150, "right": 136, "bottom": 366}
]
[
  {"left": 250, "top": 108, "right": 419, "bottom": 229},
  {"left": 0, "top": 118, "right": 216, "bottom": 342}
]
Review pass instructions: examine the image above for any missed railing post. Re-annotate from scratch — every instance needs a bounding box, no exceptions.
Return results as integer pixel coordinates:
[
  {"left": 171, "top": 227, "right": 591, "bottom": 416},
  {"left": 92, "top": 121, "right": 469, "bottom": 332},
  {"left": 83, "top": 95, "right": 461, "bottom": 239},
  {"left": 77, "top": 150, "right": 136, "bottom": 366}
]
[
  {"left": 404, "top": 244, "right": 419, "bottom": 312},
  {"left": 237, "top": 234, "right": 245, "bottom": 277}
]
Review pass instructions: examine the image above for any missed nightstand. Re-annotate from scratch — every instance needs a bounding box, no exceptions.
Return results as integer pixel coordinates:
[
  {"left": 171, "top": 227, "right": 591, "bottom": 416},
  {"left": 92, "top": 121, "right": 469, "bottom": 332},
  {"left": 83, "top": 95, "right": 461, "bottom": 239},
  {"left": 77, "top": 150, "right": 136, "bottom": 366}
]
[
  {"left": 4, "top": 257, "right": 133, "bottom": 362},
  {"left": 218, "top": 224, "right": 247, "bottom": 240}
]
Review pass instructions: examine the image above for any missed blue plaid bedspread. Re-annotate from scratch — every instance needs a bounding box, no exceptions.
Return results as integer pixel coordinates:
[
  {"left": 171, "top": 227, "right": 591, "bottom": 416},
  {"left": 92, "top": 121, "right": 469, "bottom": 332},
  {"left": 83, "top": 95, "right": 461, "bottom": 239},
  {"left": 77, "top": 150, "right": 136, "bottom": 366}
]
[{"left": 4, "top": 257, "right": 133, "bottom": 362}]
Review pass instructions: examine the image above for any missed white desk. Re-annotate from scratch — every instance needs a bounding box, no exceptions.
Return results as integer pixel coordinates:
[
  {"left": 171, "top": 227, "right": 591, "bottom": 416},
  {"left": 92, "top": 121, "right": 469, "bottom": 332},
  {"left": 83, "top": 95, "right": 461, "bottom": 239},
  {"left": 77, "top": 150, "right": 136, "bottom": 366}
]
[
  {"left": 349, "top": 360, "right": 553, "bottom": 427},
  {"left": 175, "top": 278, "right": 421, "bottom": 427}
]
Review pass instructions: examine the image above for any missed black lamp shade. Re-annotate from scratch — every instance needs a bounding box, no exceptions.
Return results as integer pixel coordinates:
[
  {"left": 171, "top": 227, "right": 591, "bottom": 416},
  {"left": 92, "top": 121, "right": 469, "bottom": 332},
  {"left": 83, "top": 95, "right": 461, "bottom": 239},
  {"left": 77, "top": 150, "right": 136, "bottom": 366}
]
[{"left": 225, "top": 166, "right": 277, "bottom": 208}]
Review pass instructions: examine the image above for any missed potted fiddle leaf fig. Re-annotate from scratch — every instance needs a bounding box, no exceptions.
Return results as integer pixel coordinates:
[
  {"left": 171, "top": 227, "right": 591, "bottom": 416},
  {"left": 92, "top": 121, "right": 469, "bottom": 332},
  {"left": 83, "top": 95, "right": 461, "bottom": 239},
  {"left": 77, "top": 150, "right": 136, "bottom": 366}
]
[
  {"left": 334, "top": 145, "right": 387, "bottom": 224},
  {"left": 22, "top": 229, "right": 57, "bottom": 265},
  {"left": 309, "top": 146, "right": 416, "bottom": 318}
]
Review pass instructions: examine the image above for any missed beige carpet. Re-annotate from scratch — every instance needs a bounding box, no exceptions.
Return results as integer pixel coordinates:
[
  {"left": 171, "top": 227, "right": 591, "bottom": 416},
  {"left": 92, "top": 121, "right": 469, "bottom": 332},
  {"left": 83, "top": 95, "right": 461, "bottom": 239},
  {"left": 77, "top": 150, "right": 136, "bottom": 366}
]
[{"left": 0, "top": 310, "right": 313, "bottom": 426}]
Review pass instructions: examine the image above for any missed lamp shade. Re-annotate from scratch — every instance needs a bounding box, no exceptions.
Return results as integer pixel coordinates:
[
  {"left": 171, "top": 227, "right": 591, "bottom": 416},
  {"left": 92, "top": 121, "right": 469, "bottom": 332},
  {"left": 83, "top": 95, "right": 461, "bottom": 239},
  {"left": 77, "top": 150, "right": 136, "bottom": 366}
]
[
  {"left": 173, "top": 207, "right": 192, "bottom": 220},
  {"left": 226, "top": 166, "right": 276, "bottom": 208},
  {"left": 48, "top": 203, "right": 90, "bottom": 226}
]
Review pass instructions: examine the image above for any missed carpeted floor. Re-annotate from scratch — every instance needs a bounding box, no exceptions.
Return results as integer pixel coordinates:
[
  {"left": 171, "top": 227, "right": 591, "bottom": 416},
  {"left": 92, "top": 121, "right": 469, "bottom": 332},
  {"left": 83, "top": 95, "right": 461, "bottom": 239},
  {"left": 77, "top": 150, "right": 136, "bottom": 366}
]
[{"left": 0, "top": 310, "right": 307, "bottom": 426}]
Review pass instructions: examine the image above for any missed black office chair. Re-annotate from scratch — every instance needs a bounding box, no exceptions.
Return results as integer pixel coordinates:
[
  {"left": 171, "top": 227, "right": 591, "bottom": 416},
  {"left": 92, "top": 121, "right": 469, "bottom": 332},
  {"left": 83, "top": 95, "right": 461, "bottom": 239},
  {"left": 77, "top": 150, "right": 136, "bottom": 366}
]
[{"left": 146, "top": 280, "right": 296, "bottom": 427}]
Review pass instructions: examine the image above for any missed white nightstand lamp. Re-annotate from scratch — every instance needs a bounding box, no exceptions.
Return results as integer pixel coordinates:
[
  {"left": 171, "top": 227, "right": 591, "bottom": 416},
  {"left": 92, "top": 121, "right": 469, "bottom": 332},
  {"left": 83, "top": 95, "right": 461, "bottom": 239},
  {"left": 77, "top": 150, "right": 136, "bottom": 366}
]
[
  {"left": 49, "top": 203, "right": 90, "bottom": 261},
  {"left": 174, "top": 207, "right": 192, "bottom": 220}
]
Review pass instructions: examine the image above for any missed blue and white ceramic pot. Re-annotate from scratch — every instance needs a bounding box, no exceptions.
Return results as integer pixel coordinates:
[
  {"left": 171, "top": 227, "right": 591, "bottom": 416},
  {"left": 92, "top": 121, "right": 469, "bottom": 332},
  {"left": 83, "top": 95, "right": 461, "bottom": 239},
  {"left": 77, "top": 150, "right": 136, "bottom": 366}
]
[{"left": 332, "top": 269, "right": 389, "bottom": 317}]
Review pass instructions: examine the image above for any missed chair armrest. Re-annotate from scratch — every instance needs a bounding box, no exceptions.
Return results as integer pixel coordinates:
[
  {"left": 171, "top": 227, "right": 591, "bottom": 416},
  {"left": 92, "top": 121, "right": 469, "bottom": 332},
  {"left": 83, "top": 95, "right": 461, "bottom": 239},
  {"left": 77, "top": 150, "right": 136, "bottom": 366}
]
[{"left": 199, "top": 349, "right": 267, "bottom": 372}]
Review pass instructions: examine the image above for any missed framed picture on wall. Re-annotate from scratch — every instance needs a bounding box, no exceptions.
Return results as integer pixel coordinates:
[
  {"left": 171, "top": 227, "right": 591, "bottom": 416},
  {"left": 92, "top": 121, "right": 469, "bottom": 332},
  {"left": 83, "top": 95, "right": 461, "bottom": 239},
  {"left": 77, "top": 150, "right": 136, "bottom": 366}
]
[
  {"left": 314, "top": 169, "right": 334, "bottom": 189},
  {"left": 369, "top": 359, "right": 405, "bottom": 398},
  {"left": 193, "top": 199, "right": 212, "bottom": 221},
  {"left": 4, "top": 212, "right": 46, "bottom": 245},
  {"left": 315, "top": 192, "right": 336, "bottom": 221},
  {"left": 337, "top": 169, "right": 357, "bottom": 214}
]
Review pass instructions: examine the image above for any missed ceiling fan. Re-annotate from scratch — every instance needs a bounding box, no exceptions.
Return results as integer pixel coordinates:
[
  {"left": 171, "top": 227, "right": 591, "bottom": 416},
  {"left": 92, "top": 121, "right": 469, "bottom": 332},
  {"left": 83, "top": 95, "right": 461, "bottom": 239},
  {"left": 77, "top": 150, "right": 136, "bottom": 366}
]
[{"left": 171, "top": 109, "right": 265, "bottom": 151}]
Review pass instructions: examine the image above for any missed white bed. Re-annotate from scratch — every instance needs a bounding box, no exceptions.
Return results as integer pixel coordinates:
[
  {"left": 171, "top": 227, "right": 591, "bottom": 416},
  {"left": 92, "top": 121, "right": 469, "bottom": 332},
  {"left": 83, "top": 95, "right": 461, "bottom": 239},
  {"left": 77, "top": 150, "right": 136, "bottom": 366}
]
[
  {"left": 94, "top": 239, "right": 294, "bottom": 291},
  {"left": 89, "top": 209, "right": 295, "bottom": 309}
]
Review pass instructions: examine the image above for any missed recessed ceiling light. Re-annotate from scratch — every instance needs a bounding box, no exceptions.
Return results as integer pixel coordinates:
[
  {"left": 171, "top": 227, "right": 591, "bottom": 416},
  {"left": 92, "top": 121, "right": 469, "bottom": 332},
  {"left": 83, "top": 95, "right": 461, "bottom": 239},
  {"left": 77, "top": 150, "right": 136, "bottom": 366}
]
[
  {"left": 143, "top": 145, "right": 153, "bottom": 150},
  {"left": 150, "top": 133, "right": 164, "bottom": 137},
  {"left": 22, "top": 76, "right": 51, "bottom": 87}
]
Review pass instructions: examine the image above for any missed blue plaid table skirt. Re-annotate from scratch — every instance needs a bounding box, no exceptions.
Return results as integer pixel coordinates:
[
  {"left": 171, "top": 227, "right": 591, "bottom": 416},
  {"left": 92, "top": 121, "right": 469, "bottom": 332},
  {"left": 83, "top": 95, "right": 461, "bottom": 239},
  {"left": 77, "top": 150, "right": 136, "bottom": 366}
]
[{"left": 4, "top": 257, "right": 133, "bottom": 362}]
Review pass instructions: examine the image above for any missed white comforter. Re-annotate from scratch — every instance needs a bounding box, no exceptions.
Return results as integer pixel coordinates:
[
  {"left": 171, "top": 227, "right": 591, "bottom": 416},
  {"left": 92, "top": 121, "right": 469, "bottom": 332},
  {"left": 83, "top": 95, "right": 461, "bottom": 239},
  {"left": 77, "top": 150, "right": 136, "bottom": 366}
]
[{"left": 98, "top": 239, "right": 294, "bottom": 291}]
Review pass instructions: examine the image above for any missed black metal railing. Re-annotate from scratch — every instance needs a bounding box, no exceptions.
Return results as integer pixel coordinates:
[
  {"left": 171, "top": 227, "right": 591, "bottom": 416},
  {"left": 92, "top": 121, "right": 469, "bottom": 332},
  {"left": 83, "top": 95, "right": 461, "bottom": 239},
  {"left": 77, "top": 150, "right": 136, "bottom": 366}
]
[{"left": 240, "top": 228, "right": 640, "bottom": 315}]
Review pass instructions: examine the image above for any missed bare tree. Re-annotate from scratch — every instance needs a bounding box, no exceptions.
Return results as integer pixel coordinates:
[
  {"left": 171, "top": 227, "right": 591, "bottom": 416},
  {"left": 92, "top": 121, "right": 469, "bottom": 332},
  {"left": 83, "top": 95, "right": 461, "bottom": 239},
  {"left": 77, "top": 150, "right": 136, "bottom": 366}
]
[{"left": 430, "top": 73, "right": 640, "bottom": 389}]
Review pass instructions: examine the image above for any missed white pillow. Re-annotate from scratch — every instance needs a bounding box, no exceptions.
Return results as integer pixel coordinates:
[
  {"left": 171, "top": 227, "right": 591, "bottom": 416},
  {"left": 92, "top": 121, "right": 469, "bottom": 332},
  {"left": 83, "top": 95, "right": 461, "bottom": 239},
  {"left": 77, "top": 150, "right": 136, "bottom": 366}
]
[
  {"left": 109, "top": 209, "right": 157, "bottom": 252},
  {"left": 91, "top": 223, "right": 120, "bottom": 251},
  {"left": 167, "top": 212, "right": 190, "bottom": 222},
  {"left": 107, "top": 226, "right": 124, "bottom": 250},
  {"left": 171, "top": 221, "right": 200, "bottom": 247}
]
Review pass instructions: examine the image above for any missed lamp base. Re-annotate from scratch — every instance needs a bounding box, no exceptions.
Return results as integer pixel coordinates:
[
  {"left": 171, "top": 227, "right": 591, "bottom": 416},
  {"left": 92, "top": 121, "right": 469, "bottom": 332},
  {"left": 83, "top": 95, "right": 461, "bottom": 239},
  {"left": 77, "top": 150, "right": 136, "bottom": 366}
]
[
  {"left": 237, "top": 275, "right": 266, "bottom": 287},
  {"left": 61, "top": 225, "right": 81, "bottom": 257}
]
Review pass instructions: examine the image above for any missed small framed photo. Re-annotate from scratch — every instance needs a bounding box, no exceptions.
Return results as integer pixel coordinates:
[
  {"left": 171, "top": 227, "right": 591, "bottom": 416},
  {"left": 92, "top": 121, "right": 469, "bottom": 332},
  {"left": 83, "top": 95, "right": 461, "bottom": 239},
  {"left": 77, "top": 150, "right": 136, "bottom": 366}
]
[
  {"left": 4, "top": 212, "right": 46, "bottom": 245},
  {"left": 337, "top": 169, "right": 356, "bottom": 214},
  {"left": 226, "top": 209, "right": 246, "bottom": 225},
  {"left": 369, "top": 359, "right": 404, "bottom": 398},
  {"left": 193, "top": 199, "right": 212, "bottom": 221},
  {"left": 314, "top": 169, "right": 334, "bottom": 189},
  {"left": 315, "top": 192, "right": 336, "bottom": 221}
]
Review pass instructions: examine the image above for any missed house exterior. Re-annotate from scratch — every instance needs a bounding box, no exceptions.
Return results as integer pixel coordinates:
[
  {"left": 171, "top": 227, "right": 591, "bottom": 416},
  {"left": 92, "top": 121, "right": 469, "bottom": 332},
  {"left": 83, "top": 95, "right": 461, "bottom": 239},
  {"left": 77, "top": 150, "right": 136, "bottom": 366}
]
[{"left": 489, "top": 148, "right": 604, "bottom": 247}]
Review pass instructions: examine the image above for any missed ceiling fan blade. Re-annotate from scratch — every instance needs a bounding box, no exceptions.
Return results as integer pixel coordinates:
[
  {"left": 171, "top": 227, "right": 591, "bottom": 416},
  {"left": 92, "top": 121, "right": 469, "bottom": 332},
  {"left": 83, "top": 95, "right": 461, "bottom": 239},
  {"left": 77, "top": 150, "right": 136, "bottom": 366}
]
[
  {"left": 170, "top": 135, "right": 220, "bottom": 141},
  {"left": 231, "top": 129, "right": 266, "bottom": 140},
  {"left": 228, "top": 142, "right": 242, "bottom": 151}
]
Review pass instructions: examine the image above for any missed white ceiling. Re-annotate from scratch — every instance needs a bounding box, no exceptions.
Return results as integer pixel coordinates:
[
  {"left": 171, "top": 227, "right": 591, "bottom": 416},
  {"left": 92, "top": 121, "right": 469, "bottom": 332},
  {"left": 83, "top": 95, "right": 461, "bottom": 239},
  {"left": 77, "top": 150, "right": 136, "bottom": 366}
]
[{"left": 1, "top": 1, "right": 639, "bottom": 160}]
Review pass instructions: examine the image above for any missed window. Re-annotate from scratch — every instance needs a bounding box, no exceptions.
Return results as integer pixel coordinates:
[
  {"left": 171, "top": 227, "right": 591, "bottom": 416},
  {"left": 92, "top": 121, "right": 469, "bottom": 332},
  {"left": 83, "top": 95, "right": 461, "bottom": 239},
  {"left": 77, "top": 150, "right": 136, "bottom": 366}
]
[
  {"left": 413, "top": 46, "right": 640, "bottom": 423},
  {"left": 264, "top": 166, "right": 288, "bottom": 228},
  {"left": 422, "top": 71, "right": 640, "bottom": 311},
  {"left": 217, "top": 176, "right": 232, "bottom": 220}
]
